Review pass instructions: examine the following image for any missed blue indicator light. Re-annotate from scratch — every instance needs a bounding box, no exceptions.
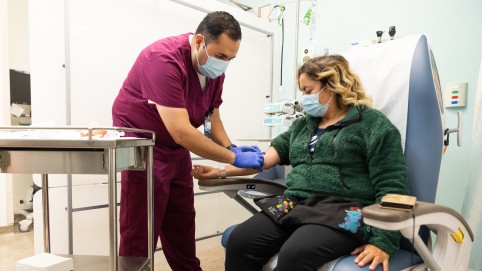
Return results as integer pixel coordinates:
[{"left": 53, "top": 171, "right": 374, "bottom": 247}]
[{"left": 451, "top": 101, "right": 458, "bottom": 104}]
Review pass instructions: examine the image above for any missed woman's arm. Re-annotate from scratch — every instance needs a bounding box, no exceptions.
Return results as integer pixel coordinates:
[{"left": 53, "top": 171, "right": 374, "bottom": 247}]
[
  {"left": 192, "top": 146, "right": 281, "bottom": 180},
  {"left": 358, "top": 114, "right": 409, "bottom": 271}
]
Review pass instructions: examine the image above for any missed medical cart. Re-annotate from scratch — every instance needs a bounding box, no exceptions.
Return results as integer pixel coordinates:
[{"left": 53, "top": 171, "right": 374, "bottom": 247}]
[{"left": 0, "top": 127, "right": 155, "bottom": 271}]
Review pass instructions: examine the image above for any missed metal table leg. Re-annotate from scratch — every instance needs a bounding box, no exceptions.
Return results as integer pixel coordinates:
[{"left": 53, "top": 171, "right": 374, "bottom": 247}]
[
  {"left": 108, "top": 149, "right": 118, "bottom": 271},
  {"left": 147, "top": 146, "right": 154, "bottom": 271},
  {"left": 42, "top": 174, "right": 51, "bottom": 253}
]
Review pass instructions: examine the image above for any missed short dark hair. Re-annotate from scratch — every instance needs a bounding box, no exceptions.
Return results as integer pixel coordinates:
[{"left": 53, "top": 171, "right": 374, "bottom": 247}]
[{"left": 195, "top": 11, "right": 242, "bottom": 44}]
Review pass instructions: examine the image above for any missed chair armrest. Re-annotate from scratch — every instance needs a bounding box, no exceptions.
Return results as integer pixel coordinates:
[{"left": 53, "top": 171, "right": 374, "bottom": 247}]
[
  {"left": 363, "top": 201, "right": 474, "bottom": 271},
  {"left": 198, "top": 177, "right": 287, "bottom": 196},
  {"left": 362, "top": 201, "right": 474, "bottom": 242}
]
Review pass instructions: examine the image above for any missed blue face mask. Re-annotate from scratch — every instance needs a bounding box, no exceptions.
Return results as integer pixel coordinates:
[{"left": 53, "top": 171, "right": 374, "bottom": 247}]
[
  {"left": 301, "top": 87, "right": 333, "bottom": 117},
  {"left": 196, "top": 40, "right": 229, "bottom": 79}
]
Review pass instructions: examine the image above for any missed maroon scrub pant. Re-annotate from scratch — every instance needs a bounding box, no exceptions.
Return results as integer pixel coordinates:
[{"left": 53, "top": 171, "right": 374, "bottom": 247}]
[{"left": 119, "top": 149, "right": 202, "bottom": 271}]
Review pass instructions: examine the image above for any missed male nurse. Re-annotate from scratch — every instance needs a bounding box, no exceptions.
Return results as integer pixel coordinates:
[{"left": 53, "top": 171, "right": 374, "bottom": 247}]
[{"left": 112, "top": 11, "right": 263, "bottom": 271}]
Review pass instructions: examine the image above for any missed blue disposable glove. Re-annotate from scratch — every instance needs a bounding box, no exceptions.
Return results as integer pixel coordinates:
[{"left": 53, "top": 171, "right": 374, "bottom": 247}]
[
  {"left": 229, "top": 145, "right": 262, "bottom": 154},
  {"left": 233, "top": 152, "right": 264, "bottom": 170}
]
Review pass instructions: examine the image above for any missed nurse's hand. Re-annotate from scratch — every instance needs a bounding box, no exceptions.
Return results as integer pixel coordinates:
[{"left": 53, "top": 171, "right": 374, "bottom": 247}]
[
  {"left": 192, "top": 165, "right": 219, "bottom": 180},
  {"left": 233, "top": 152, "right": 264, "bottom": 169},
  {"left": 229, "top": 145, "right": 262, "bottom": 154},
  {"left": 351, "top": 244, "right": 390, "bottom": 271}
]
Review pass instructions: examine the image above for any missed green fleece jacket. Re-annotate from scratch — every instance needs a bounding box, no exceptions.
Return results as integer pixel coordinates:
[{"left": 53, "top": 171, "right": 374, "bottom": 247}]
[{"left": 270, "top": 105, "right": 409, "bottom": 256}]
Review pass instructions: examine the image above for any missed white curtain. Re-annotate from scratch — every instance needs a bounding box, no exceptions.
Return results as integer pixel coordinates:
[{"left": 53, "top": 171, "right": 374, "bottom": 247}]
[{"left": 462, "top": 58, "right": 482, "bottom": 270}]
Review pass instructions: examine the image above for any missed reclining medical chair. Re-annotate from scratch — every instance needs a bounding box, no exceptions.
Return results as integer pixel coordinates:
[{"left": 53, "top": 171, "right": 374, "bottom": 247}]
[{"left": 198, "top": 34, "right": 474, "bottom": 271}]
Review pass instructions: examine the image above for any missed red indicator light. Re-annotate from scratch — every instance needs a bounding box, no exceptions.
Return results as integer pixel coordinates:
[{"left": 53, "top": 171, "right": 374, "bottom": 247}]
[{"left": 452, "top": 96, "right": 459, "bottom": 99}]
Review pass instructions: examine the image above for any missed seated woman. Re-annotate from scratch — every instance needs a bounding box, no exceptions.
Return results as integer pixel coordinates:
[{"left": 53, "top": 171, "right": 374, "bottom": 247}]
[{"left": 192, "top": 54, "right": 409, "bottom": 271}]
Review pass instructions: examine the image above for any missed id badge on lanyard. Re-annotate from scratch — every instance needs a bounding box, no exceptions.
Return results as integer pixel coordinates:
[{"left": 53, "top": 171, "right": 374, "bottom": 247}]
[{"left": 204, "top": 108, "right": 214, "bottom": 138}]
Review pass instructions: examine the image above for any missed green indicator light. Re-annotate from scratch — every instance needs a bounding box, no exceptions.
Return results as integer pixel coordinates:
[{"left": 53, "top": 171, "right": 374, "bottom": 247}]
[{"left": 452, "top": 90, "right": 459, "bottom": 94}]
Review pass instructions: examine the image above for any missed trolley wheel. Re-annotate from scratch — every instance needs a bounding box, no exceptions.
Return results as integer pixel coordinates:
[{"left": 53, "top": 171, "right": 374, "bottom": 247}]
[{"left": 19, "top": 224, "right": 29, "bottom": 232}]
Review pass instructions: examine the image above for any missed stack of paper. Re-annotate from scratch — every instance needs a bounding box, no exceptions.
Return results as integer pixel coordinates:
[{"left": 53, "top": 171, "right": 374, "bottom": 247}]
[{"left": 17, "top": 253, "right": 73, "bottom": 271}]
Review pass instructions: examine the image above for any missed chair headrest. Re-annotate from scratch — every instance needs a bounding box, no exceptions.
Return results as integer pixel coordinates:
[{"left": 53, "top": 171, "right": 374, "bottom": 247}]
[{"left": 343, "top": 34, "right": 429, "bottom": 150}]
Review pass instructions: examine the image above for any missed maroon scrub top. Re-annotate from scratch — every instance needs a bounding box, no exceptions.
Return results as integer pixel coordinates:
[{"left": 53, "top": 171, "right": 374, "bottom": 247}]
[{"left": 112, "top": 33, "right": 224, "bottom": 158}]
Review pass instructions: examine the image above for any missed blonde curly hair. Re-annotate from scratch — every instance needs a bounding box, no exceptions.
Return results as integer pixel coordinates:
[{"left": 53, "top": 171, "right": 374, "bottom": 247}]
[{"left": 298, "top": 54, "right": 372, "bottom": 110}]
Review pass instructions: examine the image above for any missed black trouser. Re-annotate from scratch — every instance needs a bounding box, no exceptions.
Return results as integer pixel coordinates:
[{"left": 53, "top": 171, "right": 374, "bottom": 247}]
[{"left": 225, "top": 212, "right": 362, "bottom": 271}]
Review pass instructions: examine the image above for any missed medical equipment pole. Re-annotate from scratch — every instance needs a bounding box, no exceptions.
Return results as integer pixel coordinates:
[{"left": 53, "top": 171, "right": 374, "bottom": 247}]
[
  {"left": 269, "top": 33, "right": 274, "bottom": 139},
  {"left": 293, "top": 0, "right": 301, "bottom": 100}
]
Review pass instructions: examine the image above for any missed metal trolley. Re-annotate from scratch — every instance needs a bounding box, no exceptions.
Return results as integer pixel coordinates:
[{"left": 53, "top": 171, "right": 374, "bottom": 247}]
[{"left": 0, "top": 127, "right": 155, "bottom": 271}]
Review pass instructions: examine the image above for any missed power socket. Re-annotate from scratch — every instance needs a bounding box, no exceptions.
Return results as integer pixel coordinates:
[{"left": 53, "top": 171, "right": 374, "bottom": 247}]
[{"left": 301, "top": 45, "right": 314, "bottom": 63}]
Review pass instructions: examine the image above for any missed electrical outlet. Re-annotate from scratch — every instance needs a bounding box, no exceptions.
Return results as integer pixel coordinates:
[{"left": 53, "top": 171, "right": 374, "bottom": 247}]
[{"left": 301, "top": 46, "right": 314, "bottom": 63}]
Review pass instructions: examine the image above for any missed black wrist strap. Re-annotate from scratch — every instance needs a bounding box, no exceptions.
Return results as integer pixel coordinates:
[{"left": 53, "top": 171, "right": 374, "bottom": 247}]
[{"left": 226, "top": 144, "right": 237, "bottom": 150}]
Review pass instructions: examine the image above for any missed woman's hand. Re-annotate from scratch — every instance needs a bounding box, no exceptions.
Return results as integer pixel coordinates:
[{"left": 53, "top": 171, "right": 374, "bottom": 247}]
[
  {"left": 191, "top": 165, "right": 221, "bottom": 180},
  {"left": 351, "top": 244, "right": 390, "bottom": 271}
]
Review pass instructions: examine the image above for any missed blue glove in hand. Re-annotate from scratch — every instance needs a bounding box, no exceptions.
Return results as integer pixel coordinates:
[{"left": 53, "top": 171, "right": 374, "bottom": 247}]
[
  {"left": 229, "top": 145, "right": 261, "bottom": 154},
  {"left": 233, "top": 152, "right": 264, "bottom": 170}
]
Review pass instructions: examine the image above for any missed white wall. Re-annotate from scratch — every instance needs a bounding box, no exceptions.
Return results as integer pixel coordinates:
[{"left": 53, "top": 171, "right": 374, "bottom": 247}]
[
  {"left": 29, "top": 0, "right": 66, "bottom": 126},
  {"left": 462, "top": 59, "right": 482, "bottom": 270},
  {"left": 0, "top": 0, "right": 14, "bottom": 228},
  {"left": 8, "top": 0, "right": 30, "bottom": 72}
]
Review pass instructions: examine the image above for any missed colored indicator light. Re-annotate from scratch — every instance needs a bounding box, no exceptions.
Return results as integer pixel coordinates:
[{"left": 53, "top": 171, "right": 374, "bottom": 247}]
[
  {"left": 452, "top": 90, "right": 459, "bottom": 94},
  {"left": 452, "top": 96, "right": 459, "bottom": 99},
  {"left": 451, "top": 101, "right": 458, "bottom": 105}
]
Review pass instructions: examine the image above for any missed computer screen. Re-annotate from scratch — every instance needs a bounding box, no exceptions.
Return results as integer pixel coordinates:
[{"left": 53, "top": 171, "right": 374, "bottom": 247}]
[{"left": 9, "top": 69, "right": 31, "bottom": 105}]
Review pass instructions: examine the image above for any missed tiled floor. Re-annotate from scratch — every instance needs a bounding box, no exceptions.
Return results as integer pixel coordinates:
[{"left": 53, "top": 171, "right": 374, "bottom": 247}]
[
  {"left": 155, "top": 244, "right": 225, "bottom": 270},
  {"left": 0, "top": 221, "right": 225, "bottom": 271},
  {"left": 0, "top": 227, "right": 35, "bottom": 270}
]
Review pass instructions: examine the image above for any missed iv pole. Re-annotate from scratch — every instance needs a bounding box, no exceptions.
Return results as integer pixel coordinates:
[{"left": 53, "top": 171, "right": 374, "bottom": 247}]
[{"left": 293, "top": 0, "right": 301, "bottom": 101}]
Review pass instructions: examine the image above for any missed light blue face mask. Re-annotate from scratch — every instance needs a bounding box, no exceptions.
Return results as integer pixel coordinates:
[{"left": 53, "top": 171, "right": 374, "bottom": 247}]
[
  {"left": 301, "top": 86, "right": 333, "bottom": 117},
  {"left": 196, "top": 40, "right": 229, "bottom": 79}
]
